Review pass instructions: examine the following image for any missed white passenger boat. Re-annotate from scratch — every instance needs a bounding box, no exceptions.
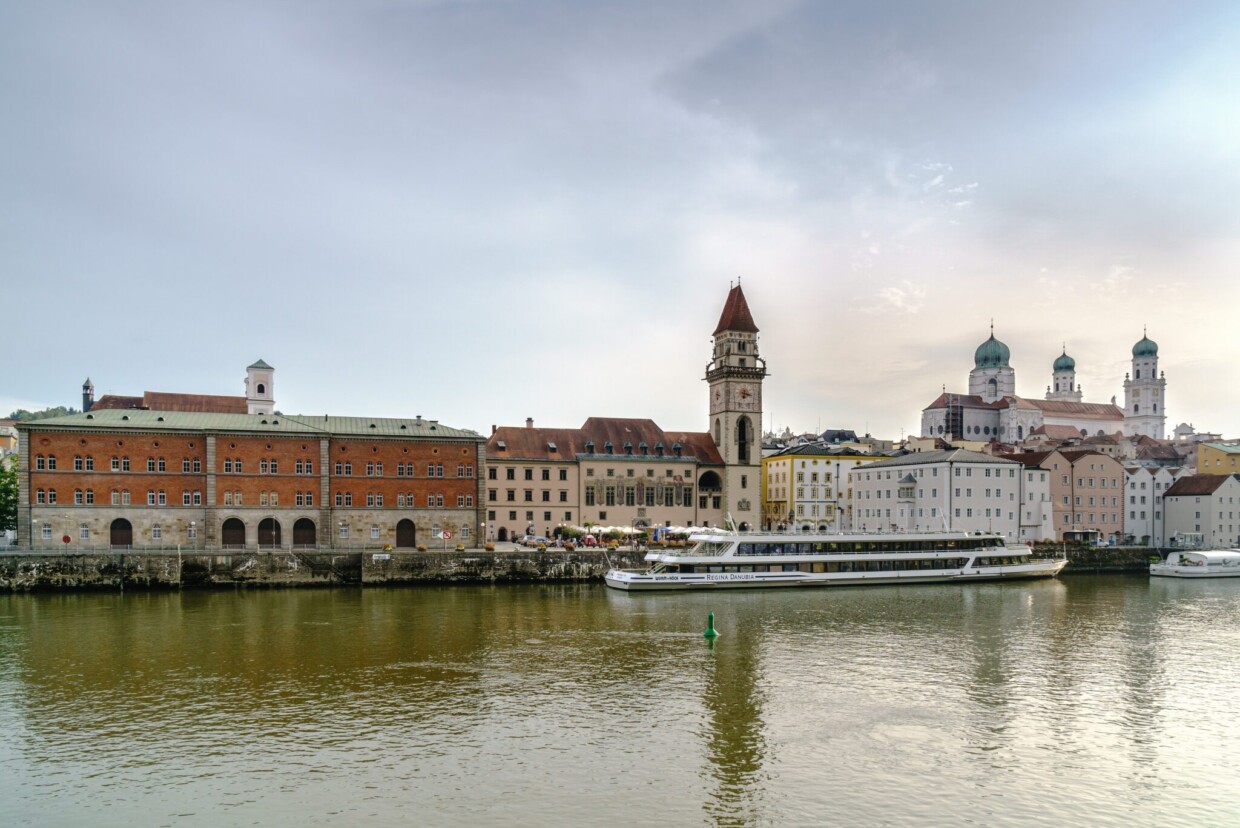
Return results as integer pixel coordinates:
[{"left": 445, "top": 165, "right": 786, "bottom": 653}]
[
  {"left": 1149, "top": 550, "right": 1240, "bottom": 578},
  {"left": 604, "top": 529, "right": 1067, "bottom": 591}
]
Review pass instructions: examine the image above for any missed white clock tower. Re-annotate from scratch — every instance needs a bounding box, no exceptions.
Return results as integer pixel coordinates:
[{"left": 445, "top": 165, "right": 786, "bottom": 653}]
[{"left": 706, "top": 281, "right": 766, "bottom": 530}]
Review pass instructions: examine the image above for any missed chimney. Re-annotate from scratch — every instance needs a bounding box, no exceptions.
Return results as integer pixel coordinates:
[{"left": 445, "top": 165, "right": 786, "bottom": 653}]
[
  {"left": 491, "top": 424, "right": 497, "bottom": 435},
  {"left": 526, "top": 417, "right": 534, "bottom": 429}
]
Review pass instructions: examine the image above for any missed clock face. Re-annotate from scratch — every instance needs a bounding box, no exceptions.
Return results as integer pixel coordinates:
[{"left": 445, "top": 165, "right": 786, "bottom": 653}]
[{"left": 734, "top": 383, "right": 758, "bottom": 410}]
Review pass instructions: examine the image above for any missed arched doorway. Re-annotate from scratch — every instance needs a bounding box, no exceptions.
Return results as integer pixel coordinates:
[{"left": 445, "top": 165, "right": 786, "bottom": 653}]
[
  {"left": 396, "top": 519, "right": 416, "bottom": 548},
  {"left": 498, "top": 527, "right": 509, "bottom": 542},
  {"left": 293, "top": 518, "right": 316, "bottom": 547},
  {"left": 736, "top": 416, "right": 752, "bottom": 463},
  {"left": 110, "top": 518, "right": 133, "bottom": 548},
  {"left": 221, "top": 518, "right": 246, "bottom": 547},
  {"left": 258, "top": 518, "right": 282, "bottom": 547}
]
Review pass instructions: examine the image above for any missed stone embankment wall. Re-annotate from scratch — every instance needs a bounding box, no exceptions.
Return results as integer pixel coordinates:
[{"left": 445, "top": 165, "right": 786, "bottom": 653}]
[
  {"left": 0, "top": 546, "right": 1160, "bottom": 591},
  {"left": 0, "top": 549, "right": 647, "bottom": 591}
]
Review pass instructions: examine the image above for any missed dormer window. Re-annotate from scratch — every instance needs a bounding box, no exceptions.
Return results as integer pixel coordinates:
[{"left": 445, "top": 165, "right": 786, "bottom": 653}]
[
  {"left": 585, "top": 441, "right": 594, "bottom": 454},
  {"left": 604, "top": 441, "right": 613, "bottom": 454},
  {"left": 547, "top": 442, "right": 557, "bottom": 453},
  {"left": 655, "top": 443, "right": 664, "bottom": 456},
  {"left": 624, "top": 442, "right": 633, "bottom": 455},
  {"left": 496, "top": 440, "right": 506, "bottom": 450},
  {"left": 673, "top": 443, "right": 682, "bottom": 457},
  {"left": 639, "top": 442, "right": 648, "bottom": 455}
]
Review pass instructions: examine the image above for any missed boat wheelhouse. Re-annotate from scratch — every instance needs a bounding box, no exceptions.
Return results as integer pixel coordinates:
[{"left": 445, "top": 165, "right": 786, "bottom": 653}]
[
  {"left": 604, "top": 529, "right": 1067, "bottom": 591},
  {"left": 1150, "top": 550, "right": 1240, "bottom": 578}
]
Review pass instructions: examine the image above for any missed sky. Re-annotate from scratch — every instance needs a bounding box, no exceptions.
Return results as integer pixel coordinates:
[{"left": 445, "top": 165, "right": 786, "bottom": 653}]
[{"left": 3, "top": 0, "right": 1239, "bottom": 441}]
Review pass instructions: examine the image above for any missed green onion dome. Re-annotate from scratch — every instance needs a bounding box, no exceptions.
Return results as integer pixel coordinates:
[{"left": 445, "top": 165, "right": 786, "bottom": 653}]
[
  {"left": 1132, "top": 334, "right": 1158, "bottom": 358},
  {"left": 1053, "top": 350, "right": 1075, "bottom": 372},
  {"left": 974, "top": 333, "right": 1011, "bottom": 369}
]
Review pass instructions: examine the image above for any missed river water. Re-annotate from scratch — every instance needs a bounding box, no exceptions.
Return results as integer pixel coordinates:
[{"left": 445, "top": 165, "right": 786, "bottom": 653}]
[{"left": 2, "top": 577, "right": 1238, "bottom": 827}]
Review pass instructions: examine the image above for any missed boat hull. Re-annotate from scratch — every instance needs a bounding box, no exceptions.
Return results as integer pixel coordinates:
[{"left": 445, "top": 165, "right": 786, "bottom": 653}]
[
  {"left": 605, "top": 560, "right": 1067, "bottom": 591},
  {"left": 1150, "top": 564, "right": 1240, "bottom": 578}
]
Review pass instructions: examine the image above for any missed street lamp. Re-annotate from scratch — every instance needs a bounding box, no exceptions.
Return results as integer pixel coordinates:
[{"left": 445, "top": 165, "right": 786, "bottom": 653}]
[{"left": 190, "top": 520, "right": 197, "bottom": 549}]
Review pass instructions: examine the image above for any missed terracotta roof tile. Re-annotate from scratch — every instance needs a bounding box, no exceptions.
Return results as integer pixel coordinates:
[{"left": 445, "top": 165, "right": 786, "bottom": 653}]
[
  {"left": 486, "top": 417, "right": 725, "bottom": 464},
  {"left": 1165, "top": 474, "right": 1236, "bottom": 497},
  {"left": 712, "top": 284, "right": 759, "bottom": 335}
]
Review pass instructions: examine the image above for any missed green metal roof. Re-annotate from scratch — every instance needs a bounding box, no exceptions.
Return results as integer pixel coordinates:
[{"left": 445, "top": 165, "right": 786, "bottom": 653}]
[
  {"left": 16, "top": 409, "right": 482, "bottom": 440},
  {"left": 248, "top": 359, "right": 274, "bottom": 370}
]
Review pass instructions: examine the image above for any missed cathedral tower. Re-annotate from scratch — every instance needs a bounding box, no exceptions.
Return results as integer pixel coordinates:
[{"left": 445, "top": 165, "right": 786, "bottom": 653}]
[
  {"left": 706, "top": 282, "right": 765, "bottom": 530},
  {"left": 1123, "top": 330, "right": 1166, "bottom": 438},
  {"left": 968, "top": 326, "right": 1015, "bottom": 403},
  {"left": 1045, "top": 347, "right": 1082, "bottom": 402}
]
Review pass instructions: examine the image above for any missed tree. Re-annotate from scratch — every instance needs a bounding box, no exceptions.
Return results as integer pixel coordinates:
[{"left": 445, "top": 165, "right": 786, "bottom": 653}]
[
  {"left": 0, "top": 457, "right": 16, "bottom": 534},
  {"left": 6, "top": 406, "right": 78, "bottom": 422}
]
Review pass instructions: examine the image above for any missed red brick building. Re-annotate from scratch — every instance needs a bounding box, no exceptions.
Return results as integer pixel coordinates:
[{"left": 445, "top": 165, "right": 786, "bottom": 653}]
[{"left": 17, "top": 409, "right": 485, "bottom": 550}]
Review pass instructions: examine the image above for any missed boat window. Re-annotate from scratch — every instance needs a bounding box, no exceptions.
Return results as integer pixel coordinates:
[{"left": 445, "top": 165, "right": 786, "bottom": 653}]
[
  {"left": 799, "top": 563, "right": 813, "bottom": 573},
  {"left": 738, "top": 543, "right": 755, "bottom": 555},
  {"left": 768, "top": 543, "right": 785, "bottom": 556},
  {"left": 754, "top": 565, "right": 769, "bottom": 572},
  {"left": 812, "top": 562, "right": 825, "bottom": 573},
  {"left": 709, "top": 566, "right": 723, "bottom": 573},
  {"left": 738, "top": 565, "right": 753, "bottom": 573}
]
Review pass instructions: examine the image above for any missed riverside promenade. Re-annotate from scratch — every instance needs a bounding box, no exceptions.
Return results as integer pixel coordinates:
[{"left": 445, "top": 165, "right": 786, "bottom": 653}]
[{"left": 0, "top": 544, "right": 1162, "bottom": 591}]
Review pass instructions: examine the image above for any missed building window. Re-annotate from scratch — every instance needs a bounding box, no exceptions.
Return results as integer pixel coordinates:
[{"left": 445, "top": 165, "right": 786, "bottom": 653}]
[
  {"left": 193, "top": 491, "right": 202, "bottom": 505},
  {"left": 74, "top": 489, "right": 83, "bottom": 504},
  {"left": 121, "top": 490, "right": 130, "bottom": 505},
  {"left": 152, "top": 524, "right": 162, "bottom": 540},
  {"left": 111, "top": 456, "right": 120, "bottom": 471},
  {"left": 148, "top": 490, "right": 156, "bottom": 505},
  {"left": 225, "top": 459, "right": 234, "bottom": 473},
  {"left": 370, "top": 525, "right": 380, "bottom": 540},
  {"left": 158, "top": 491, "right": 166, "bottom": 505},
  {"left": 183, "top": 492, "right": 192, "bottom": 506},
  {"left": 111, "top": 490, "right": 119, "bottom": 505},
  {"left": 122, "top": 457, "right": 130, "bottom": 472},
  {"left": 183, "top": 459, "right": 191, "bottom": 473},
  {"left": 340, "top": 525, "right": 349, "bottom": 539}
]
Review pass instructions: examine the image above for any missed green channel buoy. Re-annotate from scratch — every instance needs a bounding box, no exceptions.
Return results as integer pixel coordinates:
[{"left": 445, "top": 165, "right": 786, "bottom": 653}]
[{"left": 704, "top": 611, "right": 719, "bottom": 639}]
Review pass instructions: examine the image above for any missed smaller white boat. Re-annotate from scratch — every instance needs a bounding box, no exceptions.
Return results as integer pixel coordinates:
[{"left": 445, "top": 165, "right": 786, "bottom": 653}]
[{"left": 1150, "top": 550, "right": 1240, "bottom": 578}]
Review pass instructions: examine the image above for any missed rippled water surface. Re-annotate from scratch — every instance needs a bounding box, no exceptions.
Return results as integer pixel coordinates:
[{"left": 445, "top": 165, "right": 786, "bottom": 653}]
[{"left": 3, "top": 577, "right": 1240, "bottom": 826}]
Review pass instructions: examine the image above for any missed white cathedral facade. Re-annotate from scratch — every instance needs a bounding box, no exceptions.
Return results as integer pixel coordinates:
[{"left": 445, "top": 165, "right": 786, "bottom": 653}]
[{"left": 921, "top": 329, "right": 1167, "bottom": 442}]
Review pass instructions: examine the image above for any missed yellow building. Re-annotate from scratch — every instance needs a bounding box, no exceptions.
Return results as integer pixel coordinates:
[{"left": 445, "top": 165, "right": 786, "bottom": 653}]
[
  {"left": 1197, "top": 443, "right": 1240, "bottom": 475},
  {"left": 761, "top": 445, "right": 871, "bottom": 530}
]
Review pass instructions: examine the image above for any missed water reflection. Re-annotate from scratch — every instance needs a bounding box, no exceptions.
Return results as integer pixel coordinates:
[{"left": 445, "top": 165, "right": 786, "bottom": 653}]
[{"left": 2, "top": 578, "right": 1240, "bottom": 827}]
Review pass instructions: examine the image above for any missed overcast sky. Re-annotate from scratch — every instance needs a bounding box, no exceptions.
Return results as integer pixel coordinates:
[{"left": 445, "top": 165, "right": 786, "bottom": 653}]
[{"left": 4, "top": 1, "right": 1238, "bottom": 441}]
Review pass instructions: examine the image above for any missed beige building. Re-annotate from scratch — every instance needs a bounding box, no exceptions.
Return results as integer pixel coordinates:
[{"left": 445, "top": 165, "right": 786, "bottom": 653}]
[
  {"left": 484, "top": 417, "right": 725, "bottom": 541},
  {"left": 484, "top": 283, "right": 766, "bottom": 541},
  {"left": 761, "top": 444, "right": 869, "bottom": 530}
]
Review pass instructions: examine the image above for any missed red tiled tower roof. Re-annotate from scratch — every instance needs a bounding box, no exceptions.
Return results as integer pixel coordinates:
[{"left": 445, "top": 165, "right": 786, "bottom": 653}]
[{"left": 713, "top": 283, "right": 759, "bottom": 336}]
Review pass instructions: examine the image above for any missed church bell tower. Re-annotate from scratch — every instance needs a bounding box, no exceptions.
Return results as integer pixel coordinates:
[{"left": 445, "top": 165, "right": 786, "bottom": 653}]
[{"left": 706, "top": 281, "right": 766, "bottom": 531}]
